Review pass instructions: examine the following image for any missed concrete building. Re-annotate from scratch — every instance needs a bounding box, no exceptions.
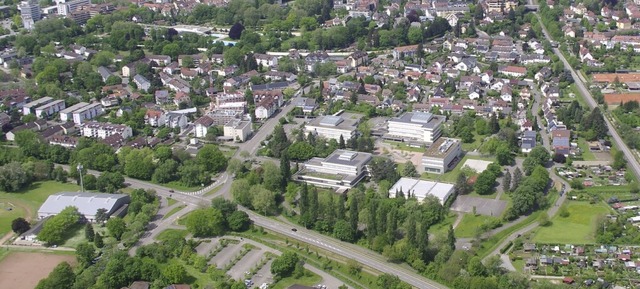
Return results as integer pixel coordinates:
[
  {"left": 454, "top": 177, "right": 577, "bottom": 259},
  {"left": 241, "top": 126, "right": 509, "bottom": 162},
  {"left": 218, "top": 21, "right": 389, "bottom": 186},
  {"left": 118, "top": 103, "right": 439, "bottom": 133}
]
[
  {"left": 81, "top": 121, "right": 132, "bottom": 139},
  {"left": 422, "top": 138, "right": 462, "bottom": 174},
  {"left": 386, "top": 112, "right": 445, "bottom": 145},
  {"left": 388, "top": 177, "right": 454, "bottom": 205},
  {"left": 72, "top": 103, "right": 104, "bottom": 124},
  {"left": 38, "top": 192, "right": 130, "bottom": 222},
  {"left": 294, "top": 149, "right": 372, "bottom": 189},
  {"left": 56, "top": 0, "right": 89, "bottom": 16},
  {"left": 19, "top": 0, "right": 40, "bottom": 30},
  {"left": 223, "top": 119, "right": 252, "bottom": 142},
  {"left": 23, "top": 97, "right": 53, "bottom": 115},
  {"left": 60, "top": 102, "right": 89, "bottom": 122},
  {"left": 133, "top": 74, "right": 151, "bottom": 92},
  {"left": 34, "top": 99, "right": 65, "bottom": 119},
  {"left": 304, "top": 113, "right": 363, "bottom": 141}
]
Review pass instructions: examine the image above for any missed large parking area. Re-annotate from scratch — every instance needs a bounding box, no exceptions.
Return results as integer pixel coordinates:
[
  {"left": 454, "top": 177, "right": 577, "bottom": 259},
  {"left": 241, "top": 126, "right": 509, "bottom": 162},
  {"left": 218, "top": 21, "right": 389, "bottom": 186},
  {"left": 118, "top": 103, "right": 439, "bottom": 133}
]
[{"left": 451, "top": 195, "right": 508, "bottom": 216}]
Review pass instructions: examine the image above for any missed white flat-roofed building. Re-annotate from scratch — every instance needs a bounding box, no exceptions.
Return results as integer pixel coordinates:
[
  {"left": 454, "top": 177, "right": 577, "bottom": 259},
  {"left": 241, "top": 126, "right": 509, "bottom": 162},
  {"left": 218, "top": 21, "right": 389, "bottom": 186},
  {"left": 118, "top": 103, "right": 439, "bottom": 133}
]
[
  {"left": 23, "top": 97, "right": 53, "bottom": 115},
  {"left": 304, "top": 112, "right": 363, "bottom": 141},
  {"left": 223, "top": 119, "right": 252, "bottom": 142},
  {"left": 388, "top": 177, "right": 454, "bottom": 205},
  {"left": 72, "top": 103, "right": 104, "bottom": 124},
  {"left": 57, "top": 0, "right": 89, "bottom": 16},
  {"left": 386, "top": 112, "right": 445, "bottom": 145},
  {"left": 38, "top": 192, "right": 130, "bottom": 222},
  {"left": 81, "top": 121, "right": 132, "bottom": 139},
  {"left": 60, "top": 102, "right": 89, "bottom": 122},
  {"left": 34, "top": 99, "right": 65, "bottom": 119},
  {"left": 422, "top": 138, "right": 462, "bottom": 174},
  {"left": 294, "top": 149, "right": 372, "bottom": 189}
]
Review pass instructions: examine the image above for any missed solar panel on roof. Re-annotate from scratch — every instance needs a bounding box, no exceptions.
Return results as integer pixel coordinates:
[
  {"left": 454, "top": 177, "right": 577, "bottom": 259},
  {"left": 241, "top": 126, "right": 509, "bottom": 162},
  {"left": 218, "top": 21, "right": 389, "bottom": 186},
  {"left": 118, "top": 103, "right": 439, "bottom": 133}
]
[
  {"left": 320, "top": 115, "right": 344, "bottom": 126},
  {"left": 410, "top": 112, "right": 432, "bottom": 123}
]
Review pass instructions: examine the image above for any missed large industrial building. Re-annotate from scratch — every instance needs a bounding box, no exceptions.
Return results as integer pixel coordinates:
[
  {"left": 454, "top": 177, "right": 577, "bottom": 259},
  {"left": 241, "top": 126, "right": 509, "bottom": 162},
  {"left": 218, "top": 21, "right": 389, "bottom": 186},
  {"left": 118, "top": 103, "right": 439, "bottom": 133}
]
[
  {"left": 388, "top": 177, "right": 454, "bottom": 205},
  {"left": 294, "top": 149, "right": 372, "bottom": 189},
  {"left": 38, "top": 192, "right": 130, "bottom": 222},
  {"left": 304, "top": 112, "right": 363, "bottom": 141},
  {"left": 422, "top": 138, "right": 462, "bottom": 174},
  {"left": 386, "top": 112, "right": 445, "bottom": 145}
]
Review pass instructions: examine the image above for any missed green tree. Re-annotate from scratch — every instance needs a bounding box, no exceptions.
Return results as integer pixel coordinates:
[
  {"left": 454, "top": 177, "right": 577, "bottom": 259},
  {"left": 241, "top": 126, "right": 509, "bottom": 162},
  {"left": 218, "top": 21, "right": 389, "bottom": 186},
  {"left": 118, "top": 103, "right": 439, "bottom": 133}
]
[
  {"left": 261, "top": 161, "right": 283, "bottom": 192},
  {"left": 523, "top": 146, "right": 550, "bottom": 175},
  {"left": 512, "top": 167, "right": 523, "bottom": 191},
  {"left": 227, "top": 210, "right": 250, "bottom": 231},
  {"left": 231, "top": 179, "right": 252, "bottom": 207},
  {"left": 84, "top": 223, "right": 94, "bottom": 240},
  {"left": 468, "top": 256, "right": 486, "bottom": 276},
  {"left": 75, "top": 242, "right": 96, "bottom": 268},
  {"left": 287, "top": 142, "right": 315, "bottom": 161},
  {"left": 197, "top": 144, "right": 228, "bottom": 172},
  {"left": 271, "top": 252, "right": 299, "bottom": 278},
  {"left": 402, "top": 161, "right": 418, "bottom": 177},
  {"left": 106, "top": 217, "right": 127, "bottom": 241},
  {"left": 252, "top": 186, "right": 277, "bottom": 215},
  {"left": 503, "top": 171, "right": 512, "bottom": 193},
  {"left": 185, "top": 207, "right": 226, "bottom": 237},
  {"left": 333, "top": 219, "right": 355, "bottom": 242},
  {"left": 35, "top": 262, "right": 75, "bottom": 289},
  {"left": 38, "top": 207, "right": 80, "bottom": 245},
  {"left": 163, "top": 263, "right": 188, "bottom": 284},
  {"left": 612, "top": 151, "right": 626, "bottom": 170},
  {"left": 11, "top": 217, "right": 30, "bottom": 234},
  {"left": 447, "top": 225, "right": 456, "bottom": 250},
  {"left": 94, "top": 233, "right": 104, "bottom": 248}
]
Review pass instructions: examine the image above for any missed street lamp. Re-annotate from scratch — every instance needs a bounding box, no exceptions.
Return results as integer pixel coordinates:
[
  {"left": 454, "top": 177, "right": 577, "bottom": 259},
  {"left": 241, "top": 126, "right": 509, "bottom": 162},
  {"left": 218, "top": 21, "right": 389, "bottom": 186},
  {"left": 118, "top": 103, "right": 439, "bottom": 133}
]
[{"left": 77, "top": 164, "right": 84, "bottom": 192}]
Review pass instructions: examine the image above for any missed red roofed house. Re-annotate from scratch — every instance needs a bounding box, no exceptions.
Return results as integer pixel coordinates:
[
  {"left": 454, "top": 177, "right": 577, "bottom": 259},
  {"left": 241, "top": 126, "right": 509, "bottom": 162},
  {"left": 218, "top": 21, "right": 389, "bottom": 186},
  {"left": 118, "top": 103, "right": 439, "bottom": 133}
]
[{"left": 498, "top": 65, "right": 527, "bottom": 78}]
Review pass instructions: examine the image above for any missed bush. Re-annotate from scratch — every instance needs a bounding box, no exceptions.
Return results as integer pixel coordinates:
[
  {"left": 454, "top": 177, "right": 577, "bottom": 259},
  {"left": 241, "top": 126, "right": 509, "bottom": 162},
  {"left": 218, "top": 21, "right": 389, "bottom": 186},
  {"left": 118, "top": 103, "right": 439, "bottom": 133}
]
[
  {"left": 500, "top": 241, "right": 513, "bottom": 254},
  {"left": 559, "top": 207, "right": 570, "bottom": 218},
  {"left": 538, "top": 213, "right": 551, "bottom": 227}
]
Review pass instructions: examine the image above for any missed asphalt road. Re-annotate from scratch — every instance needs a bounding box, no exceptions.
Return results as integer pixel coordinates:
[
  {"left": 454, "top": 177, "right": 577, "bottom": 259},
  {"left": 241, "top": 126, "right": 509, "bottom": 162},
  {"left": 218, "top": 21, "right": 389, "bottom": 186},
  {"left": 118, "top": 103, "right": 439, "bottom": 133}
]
[{"left": 535, "top": 13, "right": 640, "bottom": 182}]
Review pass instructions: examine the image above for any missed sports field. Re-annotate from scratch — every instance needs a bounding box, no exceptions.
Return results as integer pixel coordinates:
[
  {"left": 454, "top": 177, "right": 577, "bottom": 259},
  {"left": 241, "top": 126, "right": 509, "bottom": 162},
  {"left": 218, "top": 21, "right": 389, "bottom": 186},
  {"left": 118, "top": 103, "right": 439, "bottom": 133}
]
[
  {"left": 0, "top": 252, "right": 76, "bottom": 289},
  {"left": 532, "top": 201, "right": 611, "bottom": 244}
]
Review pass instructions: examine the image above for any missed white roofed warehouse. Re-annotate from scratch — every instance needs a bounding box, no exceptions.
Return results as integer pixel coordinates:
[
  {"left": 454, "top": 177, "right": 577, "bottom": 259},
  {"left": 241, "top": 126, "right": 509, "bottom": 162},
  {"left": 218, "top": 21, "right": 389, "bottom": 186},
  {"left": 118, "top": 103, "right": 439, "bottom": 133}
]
[
  {"left": 38, "top": 192, "right": 130, "bottom": 222},
  {"left": 388, "top": 177, "right": 454, "bottom": 205}
]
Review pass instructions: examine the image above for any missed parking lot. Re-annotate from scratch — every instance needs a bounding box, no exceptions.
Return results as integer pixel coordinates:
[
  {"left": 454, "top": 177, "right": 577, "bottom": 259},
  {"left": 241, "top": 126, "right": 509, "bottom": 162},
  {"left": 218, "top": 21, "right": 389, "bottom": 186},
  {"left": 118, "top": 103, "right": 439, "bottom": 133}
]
[
  {"left": 228, "top": 249, "right": 265, "bottom": 280},
  {"left": 451, "top": 195, "right": 508, "bottom": 216},
  {"left": 209, "top": 242, "right": 241, "bottom": 267}
]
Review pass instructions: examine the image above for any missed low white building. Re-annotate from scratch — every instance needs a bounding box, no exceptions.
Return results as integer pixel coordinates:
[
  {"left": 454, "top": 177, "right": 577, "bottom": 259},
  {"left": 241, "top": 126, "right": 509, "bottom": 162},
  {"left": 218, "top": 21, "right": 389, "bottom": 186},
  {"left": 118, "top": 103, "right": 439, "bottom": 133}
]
[
  {"left": 34, "top": 99, "right": 65, "bottom": 119},
  {"left": 294, "top": 149, "right": 372, "bottom": 189},
  {"left": 72, "top": 103, "right": 105, "bottom": 124},
  {"left": 22, "top": 97, "right": 53, "bottom": 115},
  {"left": 81, "top": 121, "right": 132, "bottom": 139},
  {"left": 223, "top": 119, "right": 252, "bottom": 142},
  {"left": 194, "top": 115, "right": 214, "bottom": 138},
  {"left": 422, "top": 138, "right": 462, "bottom": 174},
  {"left": 388, "top": 177, "right": 454, "bottom": 205},
  {"left": 38, "top": 192, "right": 130, "bottom": 222},
  {"left": 304, "top": 113, "right": 363, "bottom": 141},
  {"left": 60, "top": 102, "right": 89, "bottom": 122},
  {"left": 386, "top": 112, "right": 445, "bottom": 145}
]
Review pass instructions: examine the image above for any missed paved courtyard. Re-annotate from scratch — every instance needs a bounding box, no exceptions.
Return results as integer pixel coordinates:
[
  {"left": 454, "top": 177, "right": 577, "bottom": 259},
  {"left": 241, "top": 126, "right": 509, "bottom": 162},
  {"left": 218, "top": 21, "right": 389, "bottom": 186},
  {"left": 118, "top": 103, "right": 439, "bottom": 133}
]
[{"left": 451, "top": 195, "right": 508, "bottom": 216}]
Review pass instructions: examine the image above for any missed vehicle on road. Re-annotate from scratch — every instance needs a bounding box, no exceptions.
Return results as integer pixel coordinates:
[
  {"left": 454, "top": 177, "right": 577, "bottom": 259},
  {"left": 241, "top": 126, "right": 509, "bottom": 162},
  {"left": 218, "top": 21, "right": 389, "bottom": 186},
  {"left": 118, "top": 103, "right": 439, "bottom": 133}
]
[{"left": 291, "top": 228, "right": 297, "bottom": 232}]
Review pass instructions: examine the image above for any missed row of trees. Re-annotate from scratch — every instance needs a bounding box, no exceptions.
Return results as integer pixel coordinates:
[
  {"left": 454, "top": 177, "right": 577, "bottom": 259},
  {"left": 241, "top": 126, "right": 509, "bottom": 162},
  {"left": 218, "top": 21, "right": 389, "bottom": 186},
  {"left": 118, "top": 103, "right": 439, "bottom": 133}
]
[{"left": 185, "top": 198, "right": 251, "bottom": 237}]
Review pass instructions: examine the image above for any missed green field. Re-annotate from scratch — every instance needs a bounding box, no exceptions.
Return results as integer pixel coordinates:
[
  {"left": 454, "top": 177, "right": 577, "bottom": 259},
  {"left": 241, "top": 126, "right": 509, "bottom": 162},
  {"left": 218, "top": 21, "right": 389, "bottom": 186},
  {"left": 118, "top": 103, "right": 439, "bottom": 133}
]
[
  {"left": 155, "top": 228, "right": 188, "bottom": 241},
  {"left": 576, "top": 138, "right": 596, "bottom": 161},
  {"left": 532, "top": 201, "right": 611, "bottom": 244},
  {"left": 0, "top": 181, "right": 80, "bottom": 237},
  {"left": 455, "top": 214, "right": 500, "bottom": 238},
  {"left": 270, "top": 270, "right": 322, "bottom": 289}
]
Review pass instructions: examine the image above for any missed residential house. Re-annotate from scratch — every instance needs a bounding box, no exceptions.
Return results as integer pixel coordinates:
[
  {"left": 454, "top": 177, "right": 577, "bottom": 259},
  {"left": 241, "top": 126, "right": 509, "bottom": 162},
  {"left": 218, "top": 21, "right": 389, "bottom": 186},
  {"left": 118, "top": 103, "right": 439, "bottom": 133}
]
[
  {"left": 521, "top": 130, "right": 536, "bottom": 153},
  {"left": 194, "top": 115, "right": 214, "bottom": 138},
  {"left": 392, "top": 45, "right": 419, "bottom": 60},
  {"left": 133, "top": 74, "right": 151, "bottom": 92},
  {"left": 254, "top": 53, "right": 278, "bottom": 68},
  {"left": 498, "top": 65, "right": 527, "bottom": 78},
  {"left": 552, "top": 129, "right": 571, "bottom": 156}
]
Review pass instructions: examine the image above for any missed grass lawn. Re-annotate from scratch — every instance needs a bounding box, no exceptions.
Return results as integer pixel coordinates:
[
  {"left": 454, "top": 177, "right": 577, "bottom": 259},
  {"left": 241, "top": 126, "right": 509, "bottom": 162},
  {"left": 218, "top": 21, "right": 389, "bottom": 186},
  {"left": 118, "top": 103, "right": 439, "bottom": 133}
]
[
  {"left": 462, "top": 132, "right": 485, "bottom": 152},
  {"left": 429, "top": 213, "right": 457, "bottom": 237},
  {"left": 270, "top": 271, "right": 322, "bottom": 289},
  {"left": 576, "top": 138, "right": 596, "bottom": 161},
  {"left": 383, "top": 140, "right": 425, "bottom": 153},
  {"left": 0, "top": 181, "right": 80, "bottom": 218},
  {"left": 455, "top": 214, "right": 500, "bottom": 238},
  {"left": 61, "top": 223, "right": 87, "bottom": 248},
  {"left": 155, "top": 228, "right": 188, "bottom": 241},
  {"left": 163, "top": 205, "right": 186, "bottom": 220},
  {"left": 167, "top": 198, "right": 177, "bottom": 207},
  {"left": 532, "top": 201, "right": 611, "bottom": 244}
]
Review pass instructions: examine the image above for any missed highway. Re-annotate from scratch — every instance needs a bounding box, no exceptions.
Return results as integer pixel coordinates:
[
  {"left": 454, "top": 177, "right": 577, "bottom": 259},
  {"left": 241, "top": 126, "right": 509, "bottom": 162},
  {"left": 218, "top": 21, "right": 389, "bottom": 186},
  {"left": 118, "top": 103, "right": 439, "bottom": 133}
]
[{"left": 534, "top": 13, "right": 640, "bottom": 182}]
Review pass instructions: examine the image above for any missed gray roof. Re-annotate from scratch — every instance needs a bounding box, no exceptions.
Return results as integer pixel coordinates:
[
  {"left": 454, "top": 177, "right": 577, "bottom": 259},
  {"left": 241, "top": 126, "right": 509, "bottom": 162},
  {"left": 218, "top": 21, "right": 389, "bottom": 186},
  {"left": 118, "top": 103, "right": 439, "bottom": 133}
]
[
  {"left": 390, "top": 112, "right": 445, "bottom": 129},
  {"left": 307, "top": 112, "right": 363, "bottom": 130},
  {"left": 322, "top": 149, "right": 372, "bottom": 167},
  {"left": 38, "top": 192, "right": 130, "bottom": 217}
]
